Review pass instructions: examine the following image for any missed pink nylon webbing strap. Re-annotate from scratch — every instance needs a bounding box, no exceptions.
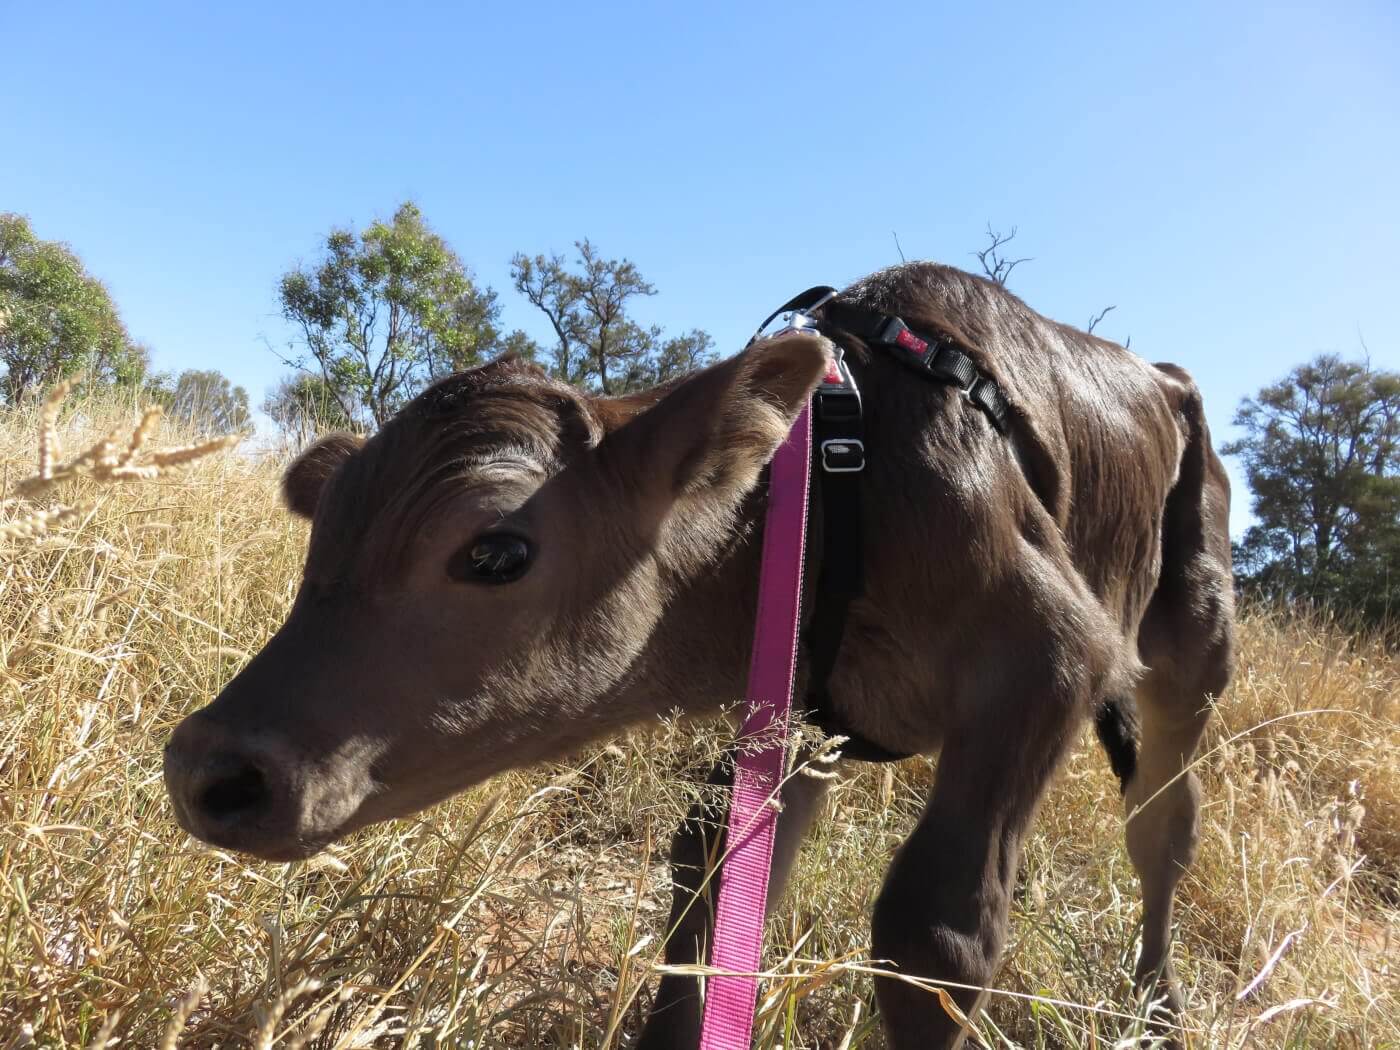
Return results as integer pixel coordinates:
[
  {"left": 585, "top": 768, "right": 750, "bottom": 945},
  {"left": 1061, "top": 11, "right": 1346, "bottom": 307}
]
[{"left": 698, "top": 404, "right": 812, "bottom": 1050}]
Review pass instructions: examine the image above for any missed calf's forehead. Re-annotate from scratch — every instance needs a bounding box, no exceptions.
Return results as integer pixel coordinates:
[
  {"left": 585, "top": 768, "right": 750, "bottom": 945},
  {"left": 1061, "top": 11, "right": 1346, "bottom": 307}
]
[{"left": 302, "top": 383, "right": 581, "bottom": 585}]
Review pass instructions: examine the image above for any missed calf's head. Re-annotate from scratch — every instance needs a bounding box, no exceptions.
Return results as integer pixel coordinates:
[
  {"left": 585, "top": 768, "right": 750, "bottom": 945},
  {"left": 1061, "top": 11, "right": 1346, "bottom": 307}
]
[{"left": 163, "top": 334, "right": 830, "bottom": 860}]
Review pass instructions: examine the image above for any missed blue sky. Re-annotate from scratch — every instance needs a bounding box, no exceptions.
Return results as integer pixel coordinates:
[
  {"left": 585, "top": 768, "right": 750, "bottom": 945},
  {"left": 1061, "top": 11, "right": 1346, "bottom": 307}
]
[{"left": 4, "top": 1, "right": 1398, "bottom": 535}]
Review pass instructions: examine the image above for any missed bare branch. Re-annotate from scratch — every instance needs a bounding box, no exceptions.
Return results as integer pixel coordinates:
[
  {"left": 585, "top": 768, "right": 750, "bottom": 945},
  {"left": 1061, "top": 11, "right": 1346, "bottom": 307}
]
[
  {"left": 1087, "top": 305, "right": 1116, "bottom": 334},
  {"left": 972, "top": 223, "right": 1032, "bottom": 286}
]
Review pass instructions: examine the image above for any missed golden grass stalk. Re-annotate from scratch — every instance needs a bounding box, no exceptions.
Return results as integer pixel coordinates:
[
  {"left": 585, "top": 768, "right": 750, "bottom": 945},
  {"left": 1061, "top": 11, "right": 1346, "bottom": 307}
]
[
  {"left": 0, "top": 500, "right": 95, "bottom": 541},
  {"left": 119, "top": 407, "right": 163, "bottom": 467},
  {"left": 3, "top": 382, "right": 240, "bottom": 547},
  {"left": 36, "top": 379, "right": 70, "bottom": 480},
  {"left": 157, "top": 979, "right": 208, "bottom": 1050}
]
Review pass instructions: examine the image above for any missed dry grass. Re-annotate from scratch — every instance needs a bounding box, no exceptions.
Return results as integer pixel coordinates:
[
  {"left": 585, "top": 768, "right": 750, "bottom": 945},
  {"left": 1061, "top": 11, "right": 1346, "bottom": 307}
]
[
  {"left": 1, "top": 392, "right": 1396, "bottom": 1049},
  {"left": 2, "top": 381, "right": 239, "bottom": 543}
]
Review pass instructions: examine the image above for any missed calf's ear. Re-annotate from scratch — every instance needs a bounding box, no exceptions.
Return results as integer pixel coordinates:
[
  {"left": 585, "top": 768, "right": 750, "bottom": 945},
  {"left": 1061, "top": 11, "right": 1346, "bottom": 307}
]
[
  {"left": 607, "top": 332, "right": 832, "bottom": 500},
  {"left": 282, "top": 433, "right": 365, "bottom": 519}
]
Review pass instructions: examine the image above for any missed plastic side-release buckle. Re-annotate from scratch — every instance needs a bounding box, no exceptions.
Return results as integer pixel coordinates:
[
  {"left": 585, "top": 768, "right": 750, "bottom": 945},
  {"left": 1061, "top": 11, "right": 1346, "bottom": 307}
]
[
  {"left": 816, "top": 348, "right": 862, "bottom": 423},
  {"left": 876, "top": 316, "right": 930, "bottom": 357}
]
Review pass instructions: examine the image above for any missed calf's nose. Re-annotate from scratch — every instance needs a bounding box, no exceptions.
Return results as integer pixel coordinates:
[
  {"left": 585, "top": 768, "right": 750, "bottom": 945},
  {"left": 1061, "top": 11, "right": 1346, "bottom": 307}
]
[
  {"left": 187, "top": 751, "right": 271, "bottom": 827},
  {"left": 164, "top": 715, "right": 281, "bottom": 846}
]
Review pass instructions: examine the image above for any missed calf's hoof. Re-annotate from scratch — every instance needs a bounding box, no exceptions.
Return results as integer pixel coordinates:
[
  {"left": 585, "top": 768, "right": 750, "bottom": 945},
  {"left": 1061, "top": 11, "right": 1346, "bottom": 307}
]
[{"left": 1134, "top": 969, "right": 1187, "bottom": 1049}]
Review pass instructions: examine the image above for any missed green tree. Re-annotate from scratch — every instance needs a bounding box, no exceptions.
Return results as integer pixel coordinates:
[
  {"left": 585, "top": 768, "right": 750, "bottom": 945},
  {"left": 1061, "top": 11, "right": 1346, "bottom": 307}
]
[
  {"left": 510, "top": 240, "right": 714, "bottom": 394},
  {"left": 0, "top": 213, "right": 149, "bottom": 403},
  {"left": 147, "top": 369, "right": 251, "bottom": 434},
  {"left": 1225, "top": 353, "right": 1400, "bottom": 623},
  {"left": 262, "top": 373, "right": 356, "bottom": 443},
  {"left": 278, "top": 202, "right": 510, "bottom": 427}
]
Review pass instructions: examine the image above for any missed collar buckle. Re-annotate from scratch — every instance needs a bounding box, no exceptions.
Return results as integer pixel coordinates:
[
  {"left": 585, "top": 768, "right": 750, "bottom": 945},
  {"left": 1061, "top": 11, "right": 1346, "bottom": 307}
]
[
  {"left": 876, "top": 316, "right": 930, "bottom": 357},
  {"left": 816, "top": 348, "right": 862, "bottom": 423}
]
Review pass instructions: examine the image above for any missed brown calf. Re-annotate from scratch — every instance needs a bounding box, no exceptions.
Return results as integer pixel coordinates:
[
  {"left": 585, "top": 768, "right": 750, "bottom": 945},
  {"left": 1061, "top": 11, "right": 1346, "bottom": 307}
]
[{"left": 164, "top": 263, "right": 1233, "bottom": 1048}]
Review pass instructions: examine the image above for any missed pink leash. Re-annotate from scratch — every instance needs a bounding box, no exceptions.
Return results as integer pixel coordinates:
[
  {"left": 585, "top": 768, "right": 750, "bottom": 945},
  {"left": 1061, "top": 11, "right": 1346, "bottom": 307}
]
[{"left": 698, "top": 404, "right": 812, "bottom": 1050}]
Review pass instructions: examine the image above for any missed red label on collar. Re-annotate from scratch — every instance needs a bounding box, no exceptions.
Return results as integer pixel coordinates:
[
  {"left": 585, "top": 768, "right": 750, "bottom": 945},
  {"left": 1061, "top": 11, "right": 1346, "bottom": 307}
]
[{"left": 895, "top": 328, "right": 929, "bottom": 355}]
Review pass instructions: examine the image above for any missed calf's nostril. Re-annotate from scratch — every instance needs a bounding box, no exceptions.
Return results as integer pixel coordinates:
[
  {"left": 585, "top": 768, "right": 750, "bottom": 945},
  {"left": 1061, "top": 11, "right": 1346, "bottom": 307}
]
[{"left": 199, "top": 761, "right": 269, "bottom": 822}]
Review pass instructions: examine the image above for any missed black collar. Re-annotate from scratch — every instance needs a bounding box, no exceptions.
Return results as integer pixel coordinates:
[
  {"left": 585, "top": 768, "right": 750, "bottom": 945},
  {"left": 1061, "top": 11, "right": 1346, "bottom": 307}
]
[{"left": 751, "top": 285, "right": 1011, "bottom": 433}]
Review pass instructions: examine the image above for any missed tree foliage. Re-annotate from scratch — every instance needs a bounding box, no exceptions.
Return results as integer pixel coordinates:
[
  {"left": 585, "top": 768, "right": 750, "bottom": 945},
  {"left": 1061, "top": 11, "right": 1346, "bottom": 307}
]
[
  {"left": 262, "top": 373, "right": 355, "bottom": 445},
  {"left": 146, "top": 369, "right": 251, "bottom": 434},
  {"left": 510, "top": 241, "right": 714, "bottom": 394},
  {"left": 1226, "top": 353, "right": 1400, "bottom": 624},
  {"left": 0, "top": 213, "right": 149, "bottom": 403},
  {"left": 278, "top": 202, "right": 512, "bottom": 427}
]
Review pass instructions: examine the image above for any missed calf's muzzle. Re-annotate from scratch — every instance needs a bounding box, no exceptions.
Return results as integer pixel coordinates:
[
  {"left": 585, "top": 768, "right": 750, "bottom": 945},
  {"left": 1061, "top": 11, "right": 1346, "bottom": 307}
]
[{"left": 164, "top": 711, "right": 323, "bottom": 861}]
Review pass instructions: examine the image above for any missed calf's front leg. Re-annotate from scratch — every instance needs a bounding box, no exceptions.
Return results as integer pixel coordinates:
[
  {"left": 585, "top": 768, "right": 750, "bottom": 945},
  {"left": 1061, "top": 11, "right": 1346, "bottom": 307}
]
[
  {"left": 636, "top": 751, "right": 835, "bottom": 1049},
  {"left": 872, "top": 682, "right": 1081, "bottom": 1049}
]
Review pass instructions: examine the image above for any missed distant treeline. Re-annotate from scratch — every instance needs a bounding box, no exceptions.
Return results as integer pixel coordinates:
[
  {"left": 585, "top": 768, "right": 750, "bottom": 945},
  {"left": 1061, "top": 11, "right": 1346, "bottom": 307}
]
[{"left": 3, "top": 208, "right": 1396, "bottom": 626}]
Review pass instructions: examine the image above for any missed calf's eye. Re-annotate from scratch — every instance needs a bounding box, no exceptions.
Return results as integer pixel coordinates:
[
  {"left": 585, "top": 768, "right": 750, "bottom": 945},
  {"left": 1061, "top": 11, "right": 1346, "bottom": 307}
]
[{"left": 449, "top": 534, "right": 532, "bottom": 584}]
